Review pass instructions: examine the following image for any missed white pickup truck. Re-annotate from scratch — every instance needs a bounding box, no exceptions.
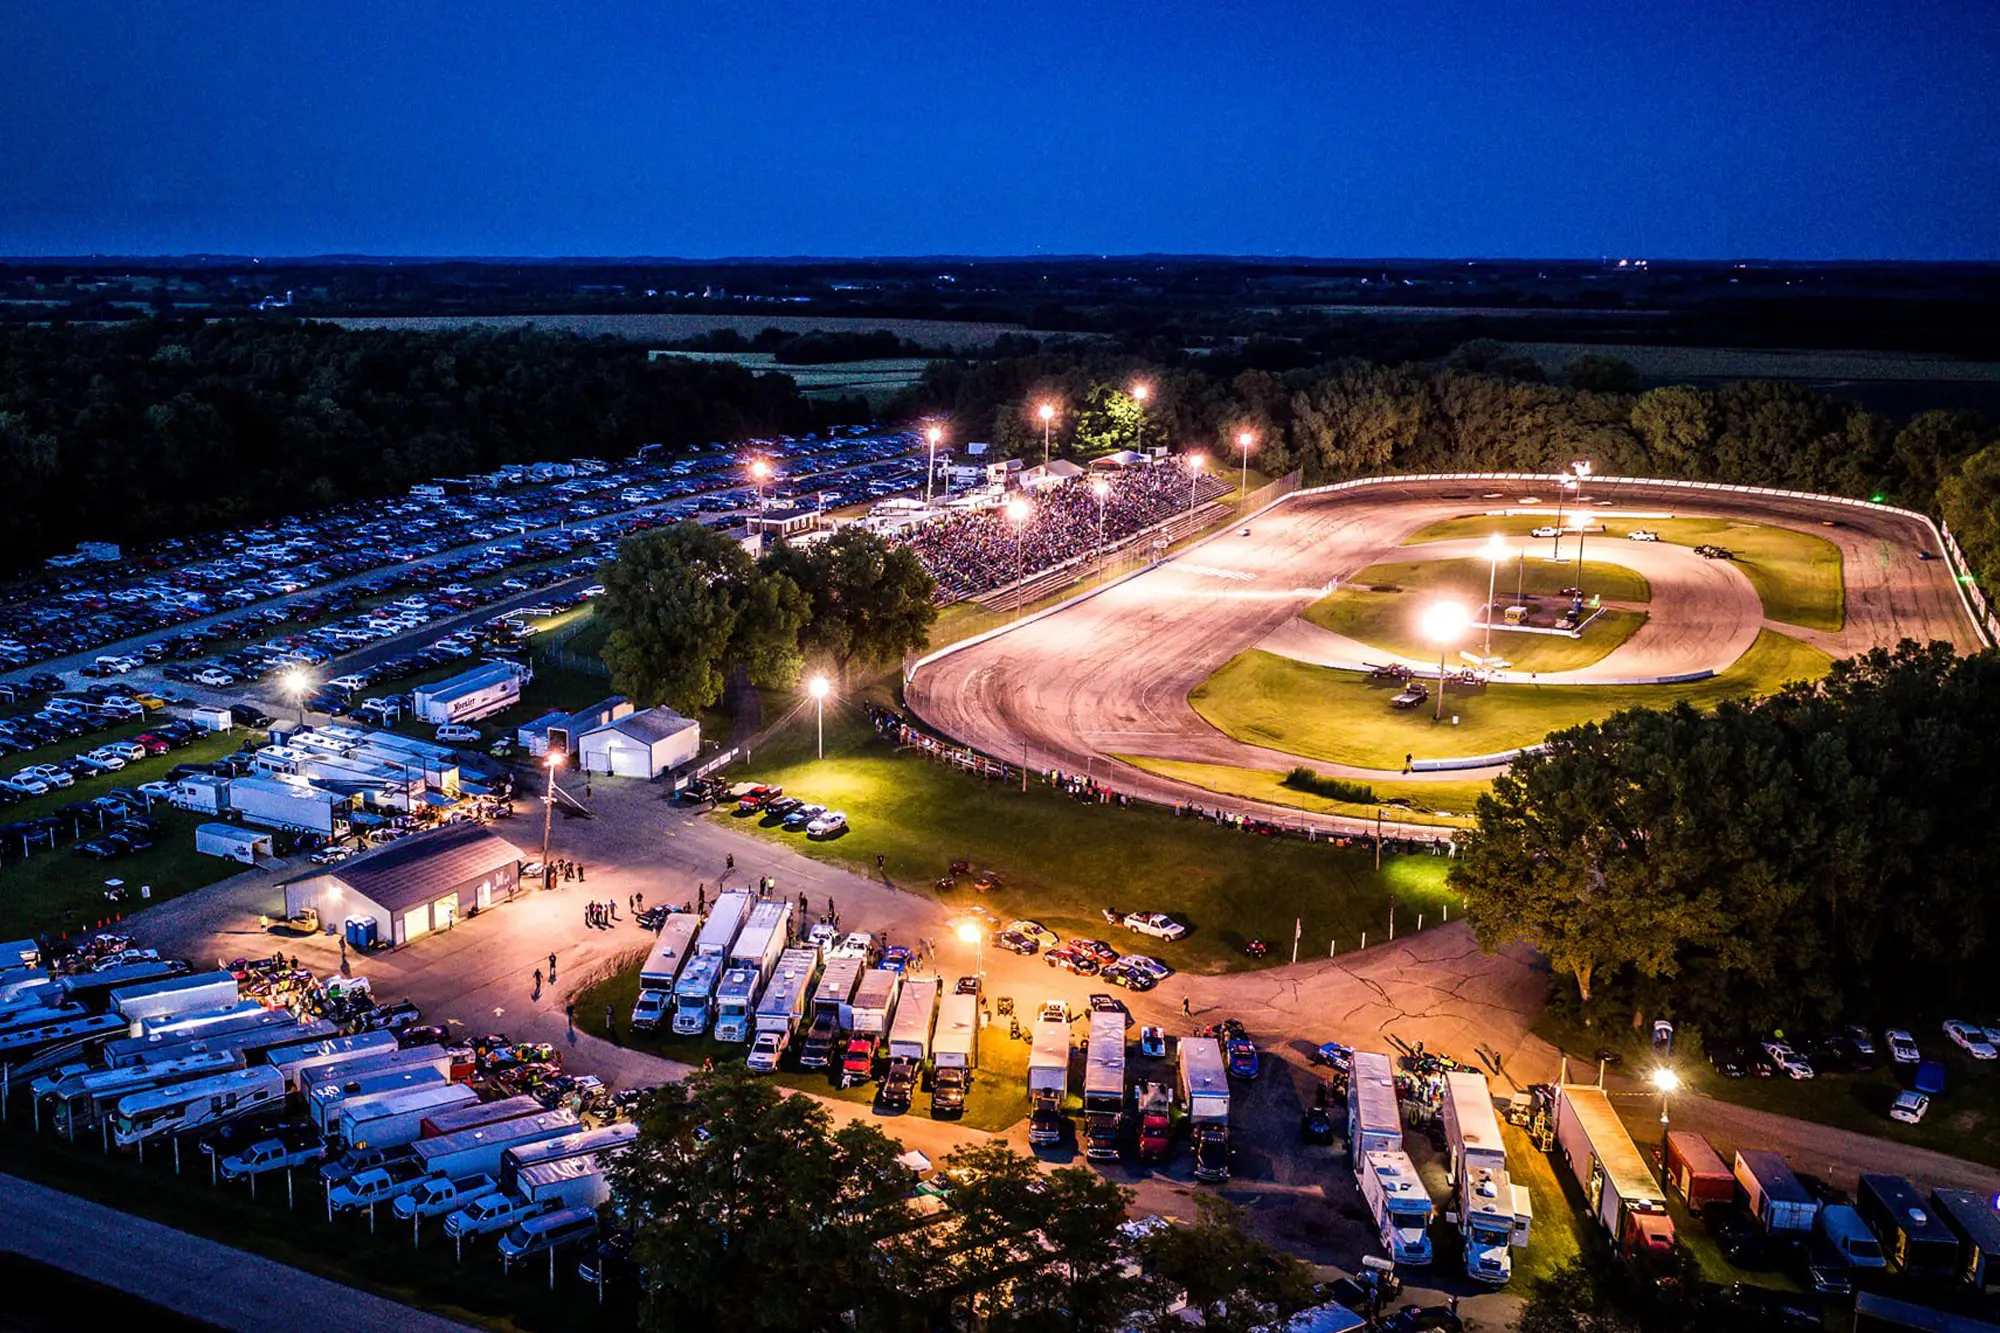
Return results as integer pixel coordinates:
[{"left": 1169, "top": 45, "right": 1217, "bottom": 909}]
[
  {"left": 218, "top": 1135, "right": 327, "bottom": 1181},
  {"left": 327, "top": 1159, "right": 427, "bottom": 1212},
  {"left": 445, "top": 1191, "right": 550, "bottom": 1240},
  {"left": 393, "top": 1172, "right": 499, "bottom": 1221}
]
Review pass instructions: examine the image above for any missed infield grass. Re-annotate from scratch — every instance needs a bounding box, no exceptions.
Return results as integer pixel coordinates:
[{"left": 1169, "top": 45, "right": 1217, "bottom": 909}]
[
  {"left": 1190, "top": 630, "right": 1831, "bottom": 771},
  {"left": 1111, "top": 755, "right": 1484, "bottom": 825}
]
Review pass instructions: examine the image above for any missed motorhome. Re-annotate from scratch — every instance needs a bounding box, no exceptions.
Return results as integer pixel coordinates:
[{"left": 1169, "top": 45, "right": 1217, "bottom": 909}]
[
  {"left": 672, "top": 891, "right": 751, "bottom": 1035},
  {"left": 713, "top": 901, "right": 792, "bottom": 1043},
  {"left": 111, "top": 1066, "right": 286, "bottom": 1149}
]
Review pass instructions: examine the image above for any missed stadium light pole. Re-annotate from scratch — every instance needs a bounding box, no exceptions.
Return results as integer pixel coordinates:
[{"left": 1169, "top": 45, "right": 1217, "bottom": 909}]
[
  {"left": 1570, "top": 512, "right": 1590, "bottom": 594},
  {"left": 1089, "top": 476, "right": 1111, "bottom": 579},
  {"left": 1038, "top": 402, "right": 1056, "bottom": 466},
  {"left": 1185, "top": 452, "right": 1205, "bottom": 523},
  {"left": 956, "top": 919, "right": 985, "bottom": 979},
  {"left": 1421, "top": 601, "right": 1470, "bottom": 722},
  {"left": 280, "top": 668, "right": 312, "bottom": 727},
  {"left": 539, "top": 751, "right": 564, "bottom": 873},
  {"left": 924, "top": 424, "right": 944, "bottom": 505},
  {"left": 1482, "top": 535, "right": 1508, "bottom": 658},
  {"left": 1130, "top": 382, "right": 1150, "bottom": 452},
  {"left": 808, "top": 675, "right": 829, "bottom": 760},
  {"left": 1236, "top": 429, "right": 1255, "bottom": 511},
  {"left": 1004, "top": 497, "right": 1031, "bottom": 618},
  {"left": 1651, "top": 1066, "right": 1679, "bottom": 1147},
  {"left": 749, "top": 458, "right": 772, "bottom": 506}
]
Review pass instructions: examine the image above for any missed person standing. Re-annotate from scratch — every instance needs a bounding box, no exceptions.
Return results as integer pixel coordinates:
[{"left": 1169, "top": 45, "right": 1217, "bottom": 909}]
[
  {"left": 1182, "top": 995, "right": 1192, "bottom": 1018},
  {"left": 697, "top": 886, "right": 706, "bottom": 914},
  {"left": 548, "top": 951, "right": 557, "bottom": 981},
  {"left": 565, "top": 1001, "right": 575, "bottom": 1034},
  {"left": 533, "top": 967, "right": 542, "bottom": 996}
]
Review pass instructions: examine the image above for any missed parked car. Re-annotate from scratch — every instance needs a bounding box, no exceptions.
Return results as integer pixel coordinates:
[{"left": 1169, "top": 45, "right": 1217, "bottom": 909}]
[
  {"left": 1530, "top": 525, "right": 1560, "bottom": 539},
  {"left": 1101, "top": 962, "right": 1155, "bottom": 992},
  {"left": 435, "top": 724, "right": 480, "bottom": 743},
  {"left": 782, "top": 803, "right": 824, "bottom": 830},
  {"left": 1007, "top": 921, "right": 1060, "bottom": 950},
  {"left": 1122, "top": 955, "right": 1173, "bottom": 981},
  {"left": 1890, "top": 1092, "right": 1930, "bottom": 1124},
  {"left": 1885, "top": 1028, "right": 1920, "bottom": 1065},
  {"left": 1944, "top": 1019, "right": 1997, "bottom": 1059},
  {"left": 1069, "top": 939, "right": 1119, "bottom": 966},
  {"left": 1760, "top": 1041, "right": 1815, "bottom": 1079},
  {"left": 805, "top": 810, "right": 848, "bottom": 839},
  {"left": 1226, "top": 1035, "right": 1261, "bottom": 1080},
  {"left": 1390, "top": 682, "right": 1429, "bottom": 709},
  {"left": 1122, "top": 911, "right": 1188, "bottom": 941},
  {"left": 1627, "top": 529, "right": 1660, "bottom": 542},
  {"left": 1045, "top": 948, "right": 1098, "bottom": 976},
  {"left": 994, "top": 930, "right": 1038, "bottom": 956}
]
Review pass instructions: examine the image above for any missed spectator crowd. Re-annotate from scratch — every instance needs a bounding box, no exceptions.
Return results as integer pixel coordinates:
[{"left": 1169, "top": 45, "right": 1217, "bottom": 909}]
[{"left": 897, "top": 461, "right": 1233, "bottom": 603}]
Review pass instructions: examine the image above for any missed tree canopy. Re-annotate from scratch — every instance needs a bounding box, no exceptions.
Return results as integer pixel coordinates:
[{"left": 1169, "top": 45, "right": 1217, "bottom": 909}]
[{"left": 1453, "top": 641, "right": 2000, "bottom": 1034}]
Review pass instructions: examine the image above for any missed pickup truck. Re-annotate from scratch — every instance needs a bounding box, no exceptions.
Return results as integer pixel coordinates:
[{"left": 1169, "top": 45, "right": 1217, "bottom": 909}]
[
  {"left": 327, "top": 1159, "right": 428, "bottom": 1212},
  {"left": 932, "top": 1065, "right": 969, "bottom": 1117},
  {"left": 219, "top": 1134, "right": 328, "bottom": 1181},
  {"left": 446, "top": 1191, "right": 551, "bottom": 1240},
  {"left": 319, "top": 1145, "right": 401, "bottom": 1188},
  {"left": 877, "top": 1058, "right": 918, "bottom": 1112},
  {"left": 840, "top": 1035, "right": 878, "bottom": 1088},
  {"left": 393, "top": 1172, "right": 499, "bottom": 1221}
]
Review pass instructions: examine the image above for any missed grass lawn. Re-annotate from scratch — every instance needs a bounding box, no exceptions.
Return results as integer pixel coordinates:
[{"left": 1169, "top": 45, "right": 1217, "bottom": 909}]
[
  {"left": 710, "top": 705, "right": 1457, "bottom": 974},
  {"left": 0, "top": 729, "right": 254, "bottom": 942},
  {"left": 1111, "top": 755, "right": 1483, "bottom": 825},
  {"left": 1406, "top": 514, "right": 1845, "bottom": 633},
  {"left": 1502, "top": 1123, "right": 1586, "bottom": 1288},
  {"left": 1190, "top": 630, "right": 1832, "bottom": 771},
  {"left": 1305, "top": 556, "right": 1652, "bottom": 673},
  {"left": 570, "top": 948, "right": 1028, "bottom": 1132}
]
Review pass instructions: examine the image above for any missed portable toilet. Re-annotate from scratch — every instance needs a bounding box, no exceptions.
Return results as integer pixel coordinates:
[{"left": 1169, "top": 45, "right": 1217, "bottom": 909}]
[{"left": 345, "top": 916, "right": 379, "bottom": 950}]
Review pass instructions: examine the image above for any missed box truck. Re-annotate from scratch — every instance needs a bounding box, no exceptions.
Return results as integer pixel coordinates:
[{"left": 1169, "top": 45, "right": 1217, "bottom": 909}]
[
  {"left": 713, "top": 901, "right": 792, "bottom": 1042},
  {"left": 840, "top": 967, "right": 903, "bottom": 1087},
  {"left": 1180, "top": 1036, "right": 1230, "bottom": 1181},
  {"left": 672, "top": 890, "right": 751, "bottom": 1035},
  {"left": 1361, "top": 1149, "right": 1435, "bottom": 1265},
  {"left": 631, "top": 913, "right": 700, "bottom": 1031},
  {"left": 1663, "top": 1131, "right": 1734, "bottom": 1210},
  {"left": 1735, "top": 1149, "right": 1820, "bottom": 1236},
  {"left": 930, "top": 992, "right": 979, "bottom": 1117},
  {"left": 1083, "top": 1010, "right": 1128, "bottom": 1160},
  {"left": 747, "top": 946, "right": 821, "bottom": 1072},
  {"left": 1028, "top": 1013, "right": 1072, "bottom": 1147},
  {"left": 1551, "top": 1084, "right": 1674, "bottom": 1256},
  {"left": 798, "top": 956, "right": 865, "bottom": 1070}
]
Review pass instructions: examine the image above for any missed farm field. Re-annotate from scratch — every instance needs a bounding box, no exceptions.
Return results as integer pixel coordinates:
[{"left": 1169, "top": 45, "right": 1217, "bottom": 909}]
[{"left": 322, "top": 312, "right": 1022, "bottom": 349}]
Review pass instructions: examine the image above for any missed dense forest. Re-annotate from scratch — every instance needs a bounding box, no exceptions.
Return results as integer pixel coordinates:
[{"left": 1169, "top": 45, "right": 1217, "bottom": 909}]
[
  {"left": 889, "top": 343, "right": 2000, "bottom": 581},
  {"left": 0, "top": 319, "right": 863, "bottom": 566},
  {"left": 1454, "top": 643, "right": 2000, "bottom": 1038}
]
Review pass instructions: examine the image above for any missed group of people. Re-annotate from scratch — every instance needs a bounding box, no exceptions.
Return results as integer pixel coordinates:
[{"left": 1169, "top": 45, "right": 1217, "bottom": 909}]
[
  {"left": 583, "top": 898, "right": 622, "bottom": 928},
  {"left": 896, "top": 462, "right": 1231, "bottom": 603},
  {"left": 867, "top": 704, "right": 1011, "bottom": 782},
  {"left": 540, "top": 857, "right": 585, "bottom": 891}
]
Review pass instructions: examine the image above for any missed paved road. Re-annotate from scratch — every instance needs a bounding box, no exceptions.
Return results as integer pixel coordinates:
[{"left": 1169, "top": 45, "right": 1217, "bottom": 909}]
[
  {"left": 908, "top": 478, "right": 1982, "bottom": 831},
  {"left": 0, "top": 1172, "right": 480, "bottom": 1333}
]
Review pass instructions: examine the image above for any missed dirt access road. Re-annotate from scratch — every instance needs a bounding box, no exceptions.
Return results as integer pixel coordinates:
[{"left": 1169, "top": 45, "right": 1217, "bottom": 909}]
[{"left": 908, "top": 476, "right": 1981, "bottom": 829}]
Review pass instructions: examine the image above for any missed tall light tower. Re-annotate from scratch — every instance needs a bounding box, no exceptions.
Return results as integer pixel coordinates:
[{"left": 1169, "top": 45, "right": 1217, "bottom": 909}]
[
  {"left": 808, "top": 675, "right": 829, "bottom": 760},
  {"left": 1037, "top": 402, "right": 1056, "bottom": 466},
  {"left": 1235, "top": 429, "right": 1255, "bottom": 509},
  {"left": 1482, "top": 535, "right": 1509, "bottom": 658},
  {"left": 1422, "top": 601, "right": 1470, "bottom": 722},
  {"left": 924, "top": 424, "right": 944, "bottom": 505},
  {"left": 749, "top": 458, "right": 772, "bottom": 507},
  {"left": 539, "top": 751, "right": 564, "bottom": 874},
  {"left": 1651, "top": 1067, "right": 1679, "bottom": 1148},
  {"left": 1130, "top": 382, "right": 1150, "bottom": 452},
  {"left": 281, "top": 668, "right": 312, "bottom": 727},
  {"left": 956, "top": 919, "right": 986, "bottom": 980}
]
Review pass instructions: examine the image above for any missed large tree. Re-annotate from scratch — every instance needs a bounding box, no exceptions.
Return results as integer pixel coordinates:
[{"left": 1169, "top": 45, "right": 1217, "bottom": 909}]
[
  {"left": 608, "top": 1070, "right": 917, "bottom": 1333},
  {"left": 1133, "top": 1195, "right": 1317, "bottom": 1333},
  {"left": 764, "top": 527, "right": 937, "bottom": 678}
]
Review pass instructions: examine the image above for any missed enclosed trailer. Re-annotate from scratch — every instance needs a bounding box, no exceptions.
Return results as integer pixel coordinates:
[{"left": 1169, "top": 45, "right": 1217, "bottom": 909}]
[
  {"left": 1551, "top": 1084, "right": 1674, "bottom": 1256},
  {"left": 1734, "top": 1150, "right": 1820, "bottom": 1235},
  {"left": 1858, "top": 1174, "right": 1960, "bottom": 1278},
  {"left": 1663, "top": 1131, "right": 1734, "bottom": 1209}
]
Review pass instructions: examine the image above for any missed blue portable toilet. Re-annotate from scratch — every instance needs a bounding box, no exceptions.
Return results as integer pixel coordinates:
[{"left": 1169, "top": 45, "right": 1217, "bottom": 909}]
[
  {"left": 1916, "top": 1060, "right": 1947, "bottom": 1095},
  {"left": 344, "top": 916, "right": 378, "bottom": 950}
]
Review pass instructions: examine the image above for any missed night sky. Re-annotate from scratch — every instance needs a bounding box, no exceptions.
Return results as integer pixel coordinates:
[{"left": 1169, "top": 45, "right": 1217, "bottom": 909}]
[{"left": 4, "top": 0, "right": 1997, "bottom": 259}]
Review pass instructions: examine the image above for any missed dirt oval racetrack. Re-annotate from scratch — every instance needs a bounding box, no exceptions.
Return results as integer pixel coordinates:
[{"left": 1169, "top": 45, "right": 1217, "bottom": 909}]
[{"left": 906, "top": 477, "right": 1985, "bottom": 835}]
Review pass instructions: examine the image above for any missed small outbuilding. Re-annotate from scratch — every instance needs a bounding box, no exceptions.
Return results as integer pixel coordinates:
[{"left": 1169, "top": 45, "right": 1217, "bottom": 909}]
[
  {"left": 280, "top": 822, "right": 523, "bottom": 947},
  {"left": 577, "top": 707, "right": 700, "bottom": 779}
]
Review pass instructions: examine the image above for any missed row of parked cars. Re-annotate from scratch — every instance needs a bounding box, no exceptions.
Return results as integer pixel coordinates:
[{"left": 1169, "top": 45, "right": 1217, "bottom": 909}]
[
  {"left": 1709, "top": 1022, "right": 2000, "bottom": 1124},
  {"left": 2, "top": 429, "right": 921, "bottom": 676},
  {"left": 732, "top": 786, "right": 850, "bottom": 839},
  {"left": 991, "top": 917, "right": 1182, "bottom": 992}
]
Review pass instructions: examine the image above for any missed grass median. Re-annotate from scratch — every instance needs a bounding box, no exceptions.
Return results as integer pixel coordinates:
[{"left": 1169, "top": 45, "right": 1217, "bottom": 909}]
[
  {"left": 1407, "top": 513, "right": 1845, "bottom": 632},
  {"left": 711, "top": 705, "right": 1457, "bottom": 974},
  {"left": 1111, "top": 755, "right": 1485, "bottom": 825},
  {"left": 1190, "top": 630, "right": 1832, "bottom": 772}
]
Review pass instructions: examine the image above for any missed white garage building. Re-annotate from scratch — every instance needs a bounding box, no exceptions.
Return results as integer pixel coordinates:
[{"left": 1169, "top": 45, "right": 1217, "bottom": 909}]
[
  {"left": 576, "top": 707, "right": 700, "bottom": 779},
  {"left": 280, "top": 822, "right": 524, "bottom": 948}
]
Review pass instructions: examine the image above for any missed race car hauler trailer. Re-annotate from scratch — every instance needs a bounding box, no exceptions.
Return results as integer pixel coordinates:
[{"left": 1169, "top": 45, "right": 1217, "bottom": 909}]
[
  {"left": 499, "top": 1122, "right": 639, "bottom": 1196},
  {"left": 109, "top": 971, "right": 239, "bottom": 1033},
  {"left": 1027, "top": 1012, "right": 1072, "bottom": 1147},
  {"left": 798, "top": 956, "right": 865, "bottom": 1070},
  {"left": 1083, "top": 1010, "right": 1127, "bottom": 1160},
  {"left": 840, "top": 967, "right": 903, "bottom": 1087},
  {"left": 1361, "top": 1149, "right": 1436, "bottom": 1265},
  {"left": 412, "top": 1109, "right": 580, "bottom": 1182},
  {"left": 309, "top": 1067, "right": 449, "bottom": 1134},
  {"left": 337, "top": 1083, "right": 479, "bottom": 1151},
  {"left": 747, "top": 946, "right": 821, "bottom": 1072},
  {"left": 1552, "top": 1084, "right": 1675, "bottom": 1257},
  {"left": 1349, "top": 1052, "right": 1403, "bottom": 1166},
  {"left": 103, "top": 1008, "right": 303, "bottom": 1068},
  {"left": 713, "top": 901, "right": 791, "bottom": 1043},
  {"left": 419, "top": 1094, "right": 545, "bottom": 1138},
  {"left": 672, "top": 890, "right": 751, "bottom": 1035},
  {"left": 300, "top": 1043, "right": 459, "bottom": 1107},
  {"left": 1443, "top": 1071, "right": 1526, "bottom": 1281},
  {"left": 631, "top": 913, "right": 700, "bottom": 1031},
  {"left": 1663, "top": 1131, "right": 1735, "bottom": 1210},
  {"left": 1180, "top": 1036, "right": 1230, "bottom": 1181},
  {"left": 930, "top": 992, "right": 978, "bottom": 1117},
  {"left": 263, "top": 1030, "right": 402, "bottom": 1092},
  {"left": 1735, "top": 1149, "right": 1821, "bottom": 1236}
]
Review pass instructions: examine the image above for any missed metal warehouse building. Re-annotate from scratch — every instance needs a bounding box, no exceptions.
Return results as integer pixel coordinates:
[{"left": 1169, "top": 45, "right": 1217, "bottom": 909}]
[
  {"left": 577, "top": 706, "right": 700, "bottom": 779},
  {"left": 280, "top": 823, "right": 523, "bottom": 947}
]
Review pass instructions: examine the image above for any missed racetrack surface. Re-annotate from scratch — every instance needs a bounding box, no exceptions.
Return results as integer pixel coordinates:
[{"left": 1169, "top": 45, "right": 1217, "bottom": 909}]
[{"left": 907, "top": 477, "right": 1982, "bottom": 834}]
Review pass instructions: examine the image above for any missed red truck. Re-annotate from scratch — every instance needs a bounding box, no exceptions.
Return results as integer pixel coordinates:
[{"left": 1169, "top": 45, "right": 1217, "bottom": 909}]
[{"left": 1136, "top": 1082, "right": 1172, "bottom": 1163}]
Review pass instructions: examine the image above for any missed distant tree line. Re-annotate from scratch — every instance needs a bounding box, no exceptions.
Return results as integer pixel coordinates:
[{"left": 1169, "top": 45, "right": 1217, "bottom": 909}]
[
  {"left": 1452, "top": 642, "right": 2000, "bottom": 1037},
  {"left": 0, "top": 318, "right": 865, "bottom": 571},
  {"left": 597, "top": 523, "right": 936, "bottom": 715},
  {"left": 610, "top": 1068, "right": 1317, "bottom": 1333},
  {"left": 668, "top": 325, "right": 937, "bottom": 364},
  {"left": 890, "top": 344, "right": 2000, "bottom": 584}
]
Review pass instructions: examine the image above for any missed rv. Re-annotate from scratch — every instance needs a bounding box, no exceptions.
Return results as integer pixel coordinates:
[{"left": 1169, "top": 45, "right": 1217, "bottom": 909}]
[
  {"left": 672, "top": 891, "right": 752, "bottom": 1035},
  {"left": 111, "top": 1066, "right": 286, "bottom": 1149},
  {"left": 34, "top": 1049, "right": 244, "bottom": 1139},
  {"left": 1360, "top": 1150, "right": 1435, "bottom": 1265},
  {"left": 102, "top": 1008, "right": 305, "bottom": 1067},
  {"left": 713, "top": 901, "right": 792, "bottom": 1043},
  {"left": 631, "top": 914, "right": 701, "bottom": 1031},
  {"left": 1082, "top": 1011, "right": 1127, "bottom": 1160}
]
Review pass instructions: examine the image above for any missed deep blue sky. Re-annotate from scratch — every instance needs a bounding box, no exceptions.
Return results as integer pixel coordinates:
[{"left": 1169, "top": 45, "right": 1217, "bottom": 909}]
[{"left": 4, "top": 0, "right": 1997, "bottom": 259}]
